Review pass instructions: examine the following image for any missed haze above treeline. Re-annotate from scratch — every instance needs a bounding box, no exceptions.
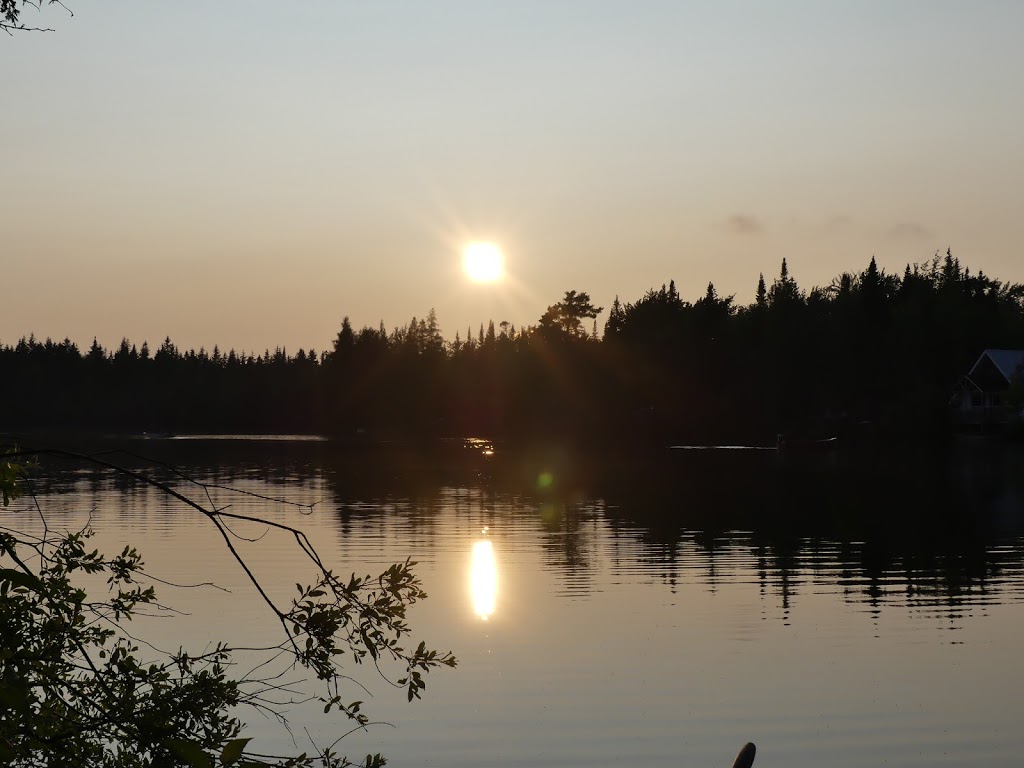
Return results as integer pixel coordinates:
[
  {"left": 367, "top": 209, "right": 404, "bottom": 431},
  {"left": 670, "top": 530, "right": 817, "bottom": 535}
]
[
  {"left": 7, "top": 3, "right": 1024, "bottom": 358},
  {"left": 7, "top": 251, "right": 1022, "bottom": 355},
  {"left": 3, "top": 251, "right": 1023, "bottom": 443}
]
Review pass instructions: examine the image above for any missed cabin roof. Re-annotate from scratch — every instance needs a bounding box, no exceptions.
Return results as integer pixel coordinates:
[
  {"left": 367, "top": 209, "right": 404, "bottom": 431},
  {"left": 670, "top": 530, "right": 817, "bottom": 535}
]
[{"left": 968, "top": 349, "right": 1024, "bottom": 384}]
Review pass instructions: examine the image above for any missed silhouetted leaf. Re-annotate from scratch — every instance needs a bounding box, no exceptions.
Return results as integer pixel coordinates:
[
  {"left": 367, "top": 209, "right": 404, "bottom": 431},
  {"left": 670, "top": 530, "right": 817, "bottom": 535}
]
[
  {"left": 166, "top": 739, "right": 212, "bottom": 768},
  {"left": 0, "top": 568, "right": 42, "bottom": 592},
  {"left": 219, "top": 737, "right": 251, "bottom": 766}
]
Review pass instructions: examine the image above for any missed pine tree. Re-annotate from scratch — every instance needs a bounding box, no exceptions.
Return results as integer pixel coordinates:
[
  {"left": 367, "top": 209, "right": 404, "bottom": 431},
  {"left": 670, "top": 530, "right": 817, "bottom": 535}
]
[
  {"left": 605, "top": 295, "right": 625, "bottom": 337},
  {"left": 87, "top": 337, "right": 105, "bottom": 363},
  {"left": 333, "top": 317, "right": 355, "bottom": 354}
]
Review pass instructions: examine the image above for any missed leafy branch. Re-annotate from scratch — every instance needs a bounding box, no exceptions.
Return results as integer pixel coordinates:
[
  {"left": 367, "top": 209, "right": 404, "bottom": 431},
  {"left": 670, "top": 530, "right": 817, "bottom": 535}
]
[
  {"left": 0, "top": 0, "right": 71, "bottom": 34},
  {"left": 0, "top": 447, "right": 456, "bottom": 767}
]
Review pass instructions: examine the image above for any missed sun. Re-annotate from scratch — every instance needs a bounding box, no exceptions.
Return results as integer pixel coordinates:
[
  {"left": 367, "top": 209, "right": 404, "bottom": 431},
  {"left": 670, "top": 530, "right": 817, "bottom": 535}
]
[{"left": 462, "top": 242, "right": 504, "bottom": 283}]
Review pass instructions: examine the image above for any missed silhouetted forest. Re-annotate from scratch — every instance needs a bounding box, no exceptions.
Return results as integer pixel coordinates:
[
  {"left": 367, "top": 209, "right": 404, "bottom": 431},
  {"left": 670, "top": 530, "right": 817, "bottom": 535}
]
[{"left": 4, "top": 250, "right": 1024, "bottom": 442}]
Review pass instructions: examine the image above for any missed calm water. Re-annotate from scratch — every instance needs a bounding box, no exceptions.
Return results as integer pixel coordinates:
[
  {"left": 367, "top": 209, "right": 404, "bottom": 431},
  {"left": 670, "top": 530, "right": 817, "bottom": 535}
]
[{"left": 11, "top": 437, "right": 1024, "bottom": 767}]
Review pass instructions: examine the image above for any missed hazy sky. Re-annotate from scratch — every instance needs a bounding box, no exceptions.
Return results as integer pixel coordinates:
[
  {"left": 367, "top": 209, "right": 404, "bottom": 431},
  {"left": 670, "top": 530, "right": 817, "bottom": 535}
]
[{"left": 3, "top": 1, "right": 1023, "bottom": 354}]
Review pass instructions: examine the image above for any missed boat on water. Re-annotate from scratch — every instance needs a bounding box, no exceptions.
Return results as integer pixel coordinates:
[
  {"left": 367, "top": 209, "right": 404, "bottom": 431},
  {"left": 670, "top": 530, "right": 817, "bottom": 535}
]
[
  {"left": 669, "top": 435, "right": 839, "bottom": 451},
  {"left": 776, "top": 433, "right": 838, "bottom": 450}
]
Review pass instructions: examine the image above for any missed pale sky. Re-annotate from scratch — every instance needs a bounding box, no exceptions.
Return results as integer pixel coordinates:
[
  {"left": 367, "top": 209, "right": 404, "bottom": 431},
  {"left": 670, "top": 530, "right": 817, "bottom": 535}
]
[{"left": 3, "top": 1, "right": 1023, "bottom": 354}]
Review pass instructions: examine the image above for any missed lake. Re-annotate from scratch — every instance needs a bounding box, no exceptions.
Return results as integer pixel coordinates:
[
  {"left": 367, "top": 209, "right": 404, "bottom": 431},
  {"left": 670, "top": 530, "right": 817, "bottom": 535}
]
[{"left": 11, "top": 436, "right": 1024, "bottom": 767}]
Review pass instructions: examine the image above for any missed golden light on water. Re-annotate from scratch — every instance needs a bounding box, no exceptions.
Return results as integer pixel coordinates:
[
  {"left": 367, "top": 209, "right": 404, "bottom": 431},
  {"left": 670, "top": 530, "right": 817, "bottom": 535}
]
[
  {"left": 470, "top": 539, "right": 498, "bottom": 620},
  {"left": 462, "top": 242, "right": 504, "bottom": 283}
]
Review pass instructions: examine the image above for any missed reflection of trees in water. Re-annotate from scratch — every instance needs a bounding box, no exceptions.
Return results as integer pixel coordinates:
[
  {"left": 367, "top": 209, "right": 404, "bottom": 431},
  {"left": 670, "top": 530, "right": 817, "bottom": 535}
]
[
  {"left": 328, "top": 441, "right": 1024, "bottom": 623},
  {"left": 598, "top": 521, "right": 1022, "bottom": 630},
  {"left": 833, "top": 541, "right": 1016, "bottom": 631},
  {"left": 597, "top": 443, "right": 1024, "bottom": 624},
  {"left": 24, "top": 438, "right": 1024, "bottom": 627},
  {"left": 534, "top": 501, "right": 600, "bottom": 594}
]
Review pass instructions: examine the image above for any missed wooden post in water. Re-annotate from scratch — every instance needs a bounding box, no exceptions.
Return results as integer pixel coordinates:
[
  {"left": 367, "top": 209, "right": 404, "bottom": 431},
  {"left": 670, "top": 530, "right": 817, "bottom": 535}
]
[{"left": 732, "top": 742, "right": 756, "bottom": 768}]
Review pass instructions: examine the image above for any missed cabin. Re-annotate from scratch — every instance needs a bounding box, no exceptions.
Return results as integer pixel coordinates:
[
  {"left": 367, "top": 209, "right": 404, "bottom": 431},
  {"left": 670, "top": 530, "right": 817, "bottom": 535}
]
[{"left": 950, "top": 349, "right": 1024, "bottom": 428}]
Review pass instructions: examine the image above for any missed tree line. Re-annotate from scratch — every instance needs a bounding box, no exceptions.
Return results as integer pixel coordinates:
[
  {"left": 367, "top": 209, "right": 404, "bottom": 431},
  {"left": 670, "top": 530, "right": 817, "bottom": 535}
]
[{"left": 3, "top": 250, "right": 1024, "bottom": 442}]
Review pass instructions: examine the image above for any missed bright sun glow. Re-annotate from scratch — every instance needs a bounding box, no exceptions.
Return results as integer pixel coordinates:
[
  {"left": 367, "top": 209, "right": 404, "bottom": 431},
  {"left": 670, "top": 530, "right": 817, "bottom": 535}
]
[
  {"left": 470, "top": 539, "right": 498, "bottom": 620},
  {"left": 462, "top": 242, "right": 504, "bottom": 283}
]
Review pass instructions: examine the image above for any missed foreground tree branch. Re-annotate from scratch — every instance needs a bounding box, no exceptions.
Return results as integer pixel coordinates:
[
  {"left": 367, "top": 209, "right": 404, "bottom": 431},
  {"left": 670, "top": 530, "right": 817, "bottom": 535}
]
[
  {"left": 1, "top": 0, "right": 71, "bottom": 34},
  {"left": 0, "top": 447, "right": 456, "bottom": 767}
]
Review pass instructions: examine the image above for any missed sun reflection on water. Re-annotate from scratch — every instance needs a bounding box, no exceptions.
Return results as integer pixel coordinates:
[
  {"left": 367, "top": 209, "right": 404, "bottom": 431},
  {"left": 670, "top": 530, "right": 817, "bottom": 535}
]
[{"left": 470, "top": 538, "right": 498, "bottom": 620}]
